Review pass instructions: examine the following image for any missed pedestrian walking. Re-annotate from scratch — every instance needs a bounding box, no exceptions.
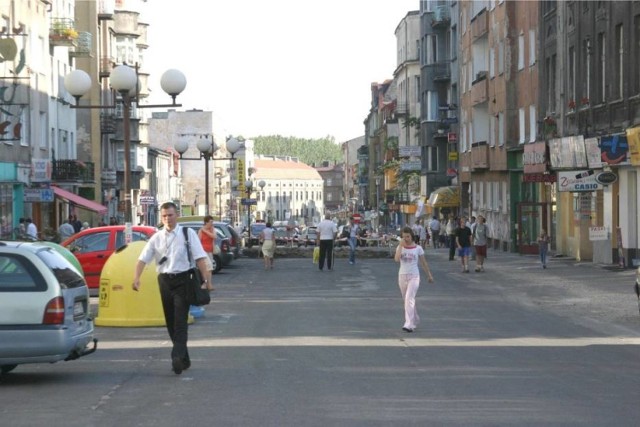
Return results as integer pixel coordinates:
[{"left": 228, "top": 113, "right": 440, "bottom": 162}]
[
  {"left": 316, "top": 214, "right": 337, "bottom": 271},
  {"left": 259, "top": 222, "right": 276, "bottom": 270},
  {"left": 472, "top": 215, "right": 489, "bottom": 272},
  {"left": 133, "top": 202, "right": 209, "bottom": 375},
  {"left": 468, "top": 216, "right": 477, "bottom": 261},
  {"left": 347, "top": 217, "right": 360, "bottom": 265},
  {"left": 197, "top": 215, "right": 216, "bottom": 290},
  {"left": 446, "top": 215, "right": 458, "bottom": 261},
  {"left": 429, "top": 216, "right": 441, "bottom": 248},
  {"left": 58, "top": 217, "right": 75, "bottom": 241},
  {"left": 26, "top": 218, "right": 38, "bottom": 239},
  {"left": 418, "top": 220, "right": 428, "bottom": 248},
  {"left": 394, "top": 226, "right": 434, "bottom": 333},
  {"left": 538, "top": 229, "right": 550, "bottom": 269},
  {"left": 455, "top": 216, "right": 473, "bottom": 273}
]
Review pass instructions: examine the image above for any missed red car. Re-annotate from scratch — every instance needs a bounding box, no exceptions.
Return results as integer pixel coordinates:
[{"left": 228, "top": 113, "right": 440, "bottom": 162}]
[{"left": 61, "top": 225, "right": 157, "bottom": 289}]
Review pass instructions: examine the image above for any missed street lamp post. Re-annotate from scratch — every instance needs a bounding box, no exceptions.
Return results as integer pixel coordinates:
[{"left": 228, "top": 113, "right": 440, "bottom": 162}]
[
  {"left": 174, "top": 134, "right": 217, "bottom": 215},
  {"left": 375, "top": 176, "right": 380, "bottom": 230},
  {"left": 258, "top": 180, "right": 265, "bottom": 221},
  {"left": 225, "top": 136, "right": 242, "bottom": 224},
  {"left": 64, "top": 65, "right": 186, "bottom": 223},
  {"left": 245, "top": 180, "right": 253, "bottom": 244},
  {"left": 216, "top": 171, "right": 223, "bottom": 219}
]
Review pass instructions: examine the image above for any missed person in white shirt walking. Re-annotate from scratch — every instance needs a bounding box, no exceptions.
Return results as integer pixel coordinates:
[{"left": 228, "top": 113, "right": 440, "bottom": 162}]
[
  {"left": 26, "top": 218, "right": 38, "bottom": 239},
  {"left": 316, "top": 214, "right": 338, "bottom": 271},
  {"left": 394, "top": 226, "right": 434, "bottom": 333},
  {"left": 429, "top": 216, "right": 441, "bottom": 248}
]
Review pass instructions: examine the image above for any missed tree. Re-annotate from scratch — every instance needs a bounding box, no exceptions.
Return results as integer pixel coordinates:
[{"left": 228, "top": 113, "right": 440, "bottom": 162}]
[{"left": 253, "top": 135, "right": 342, "bottom": 166}]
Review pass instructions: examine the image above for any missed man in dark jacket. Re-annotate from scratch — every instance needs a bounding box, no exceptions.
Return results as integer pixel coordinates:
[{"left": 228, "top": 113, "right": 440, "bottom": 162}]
[{"left": 455, "top": 216, "right": 473, "bottom": 273}]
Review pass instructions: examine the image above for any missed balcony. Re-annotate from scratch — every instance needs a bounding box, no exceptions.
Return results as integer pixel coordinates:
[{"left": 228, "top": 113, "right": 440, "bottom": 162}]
[
  {"left": 432, "top": 5, "right": 450, "bottom": 27},
  {"left": 52, "top": 160, "right": 95, "bottom": 183},
  {"left": 100, "top": 113, "right": 116, "bottom": 134},
  {"left": 98, "top": 0, "right": 115, "bottom": 20},
  {"left": 69, "top": 31, "right": 92, "bottom": 57},
  {"left": 49, "top": 18, "right": 77, "bottom": 47},
  {"left": 425, "top": 62, "right": 451, "bottom": 84},
  {"left": 100, "top": 56, "right": 115, "bottom": 77},
  {"left": 471, "top": 73, "right": 488, "bottom": 105},
  {"left": 471, "top": 8, "right": 488, "bottom": 41},
  {"left": 471, "top": 142, "right": 489, "bottom": 169}
]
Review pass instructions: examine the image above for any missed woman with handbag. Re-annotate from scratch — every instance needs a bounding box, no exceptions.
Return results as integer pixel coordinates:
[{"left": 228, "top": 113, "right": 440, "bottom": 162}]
[
  {"left": 259, "top": 222, "right": 276, "bottom": 270},
  {"left": 197, "top": 215, "right": 216, "bottom": 290}
]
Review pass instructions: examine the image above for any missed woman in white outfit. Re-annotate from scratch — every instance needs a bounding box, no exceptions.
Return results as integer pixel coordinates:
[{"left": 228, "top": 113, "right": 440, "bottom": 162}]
[
  {"left": 259, "top": 222, "right": 276, "bottom": 270},
  {"left": 394, "top": 226, "right": 434, "bottom": 332}
]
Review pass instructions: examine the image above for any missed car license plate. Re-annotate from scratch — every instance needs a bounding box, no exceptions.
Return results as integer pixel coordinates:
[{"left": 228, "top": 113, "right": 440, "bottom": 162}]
[{"left": 73, "top": 301, "right": 85, "bottom": 316}]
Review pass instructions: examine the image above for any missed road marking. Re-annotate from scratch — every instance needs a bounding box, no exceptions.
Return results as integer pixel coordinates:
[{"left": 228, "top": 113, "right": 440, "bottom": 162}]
[{"left": 96, "top": 336, "right": 640, "bottom": 349}]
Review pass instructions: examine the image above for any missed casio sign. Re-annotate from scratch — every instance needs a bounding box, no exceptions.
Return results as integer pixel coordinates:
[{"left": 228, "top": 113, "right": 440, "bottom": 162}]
[{"left": 595, "top": 171, "right": 618, "bottom": 186}]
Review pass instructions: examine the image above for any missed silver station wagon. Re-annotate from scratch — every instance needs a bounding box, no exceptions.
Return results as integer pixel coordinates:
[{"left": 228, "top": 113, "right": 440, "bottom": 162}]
[{"left": 0, "top": 241, "right": 97, "bottom": 375}]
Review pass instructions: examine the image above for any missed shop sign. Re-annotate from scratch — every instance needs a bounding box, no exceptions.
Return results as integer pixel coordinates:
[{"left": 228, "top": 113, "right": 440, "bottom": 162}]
[
  {"left": 24, "top": 188, "right": 54, "bottom": 202},
  {"left": 523, "top": 142, "right": 547, "bottom": 174},
  {"left": 557, "top": 170, "right": 603, "bottom": 192},
  {"left": 523, "top": 174, "right": 556, "bottom": 183},
  {"left": 448, "top": 152, "right": 458, "bottom": 161},
  {"left": 594, "top": 171, "right": 617, "bottom": 186},
  {"left": 400, "top": 160, "right": 421, "bottom": 171},
  {"left": 399, "top": 146, "right": 421, "bottom": 157},
  {"left": 448, "top": 132, "right": 457, "bottom": 143},
  {"left": 589, "top": 226, "right": 608, "bottom": 241}
]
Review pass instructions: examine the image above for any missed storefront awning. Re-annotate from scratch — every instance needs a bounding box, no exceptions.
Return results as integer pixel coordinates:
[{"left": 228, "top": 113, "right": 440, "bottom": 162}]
[
  {"left": 427, "top": 186, "right": 460, "bottom": 208},
  {"left": 52, "top": 186, "right": 107, "bottom": 215}
]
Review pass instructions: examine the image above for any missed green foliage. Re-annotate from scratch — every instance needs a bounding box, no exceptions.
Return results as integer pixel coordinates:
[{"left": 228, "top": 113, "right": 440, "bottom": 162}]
[{"left": 253, "top": 135, "right": 342, "bottom": 166}]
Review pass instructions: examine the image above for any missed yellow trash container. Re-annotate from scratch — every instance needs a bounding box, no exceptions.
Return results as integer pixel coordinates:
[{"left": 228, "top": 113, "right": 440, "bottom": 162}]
[{"left": 95, "top": 241, "right": 193, "bottom": 327}]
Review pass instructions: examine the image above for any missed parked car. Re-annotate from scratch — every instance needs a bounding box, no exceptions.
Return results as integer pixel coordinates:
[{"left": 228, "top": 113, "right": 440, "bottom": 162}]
[
  {"left": 62, "top": 225, "right": 157, "bottom": 289},
  {"left": 175, "top": 220, "right": 232, "bottom": 271},
  {"left": 214, "top": 221, "right": 241, "bottom": 259},
  {"left": 0, "top": 241, "right": 97, "bottom": 375},
  {"left": 247, "top": 223, "right": 266, "bottom": 247},
  {"left": 298, "top": 227, "right": 318, "bottom": 247},
  {"left": 273, "top": 227, "right": 290, "bottom": 246}
]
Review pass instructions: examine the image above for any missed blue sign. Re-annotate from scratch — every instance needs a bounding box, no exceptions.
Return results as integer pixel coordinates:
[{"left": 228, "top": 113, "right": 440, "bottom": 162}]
[{"left": 241, "top": 198, "right": 257, "bottom": 205}]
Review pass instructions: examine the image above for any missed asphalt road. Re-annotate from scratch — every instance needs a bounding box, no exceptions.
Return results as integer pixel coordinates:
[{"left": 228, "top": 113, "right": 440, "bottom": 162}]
[{"left": 2, "top": 248, "right": 640, "bottom": 426}]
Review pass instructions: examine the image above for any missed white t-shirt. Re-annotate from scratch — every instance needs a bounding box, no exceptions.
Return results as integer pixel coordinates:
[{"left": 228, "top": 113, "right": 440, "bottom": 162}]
[
  {"left": 398, "top": 244, "right": 424, "bottom": 275},
  {"left": 317, "top": 219, "right": 337, "bottom": 240}
]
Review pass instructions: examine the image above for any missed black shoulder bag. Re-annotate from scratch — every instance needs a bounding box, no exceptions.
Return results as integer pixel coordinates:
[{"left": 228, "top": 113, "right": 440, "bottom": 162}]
[{"left": 182, "top": 226, "right": 211, "bottom": 306}]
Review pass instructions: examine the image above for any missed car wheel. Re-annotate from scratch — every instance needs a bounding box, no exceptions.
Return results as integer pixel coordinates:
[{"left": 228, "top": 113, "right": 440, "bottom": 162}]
[
  {"left": 212, "top": 255, "right": 222, "bottom": 274},
  {"left": 1, "top": 364, "right": 17, "bottom": 374}
]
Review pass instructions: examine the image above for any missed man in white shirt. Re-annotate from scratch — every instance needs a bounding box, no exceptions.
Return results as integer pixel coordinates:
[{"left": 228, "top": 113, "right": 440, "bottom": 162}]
[
  {"left": 429, "top": 216, "right": 441, "bottom": 248},
  {"left": 133, "top": 202, "right": 209, "bottom": 375},
  {"left": 316, "top": 214, "right": 338, "bottom": 271},
  {"left": 58, "top": 217, "right": 75, "bottom": 241},
  {"left": 26, "top": 218, "right": 38, "bottom": 239}
]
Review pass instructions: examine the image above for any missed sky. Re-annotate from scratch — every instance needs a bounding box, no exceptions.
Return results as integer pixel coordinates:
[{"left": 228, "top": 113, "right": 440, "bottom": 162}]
[{"left": 142, "top": 0, "right": 418, "bottom": 143}]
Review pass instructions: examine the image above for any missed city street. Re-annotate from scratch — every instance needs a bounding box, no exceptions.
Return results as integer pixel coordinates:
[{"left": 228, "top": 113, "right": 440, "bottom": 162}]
[{"left": 2, "top": 247, "right": 640, "bottom": 426}]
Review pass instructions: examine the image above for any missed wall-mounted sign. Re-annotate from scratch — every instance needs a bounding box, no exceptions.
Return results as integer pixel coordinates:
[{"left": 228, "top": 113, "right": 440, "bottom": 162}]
[
  {"left": 589, "top": 226, "right": 608, "bottom": 241},
  {"left": 24, "top": 188, "right": 54, "bottom": 202},
  {"left": 523, "top": 174, "right": 557, "bottom": 183},
  {"left": 448, "top": 132, "right": 457, "bottom": 143},
  {"left": 400, "top": 160, "right": 421, "bottom": 171},
  {"left": 594, "top": 171, "right": 618, "bottom": 186},
  {"left": 523, "top": 141, "right": 548, "bottom": 173},
  {"left": 399, "top": 146, "right": 421, "bottom": 157},
  {"left": 557, "top": 170, "right": 603, "bottom": 192},
  {"left": 448, "top": 152, "right": 458, "bottom": 161}
]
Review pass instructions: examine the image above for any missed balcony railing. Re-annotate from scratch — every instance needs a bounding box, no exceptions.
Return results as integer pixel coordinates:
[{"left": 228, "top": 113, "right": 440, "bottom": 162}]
[
  {"left": 100, "top": 113, "right": 116, "bottom": 134},
  {"left": 52, "top": 160, "right": 95, "bottom": 182},
  {"left": 471, "top": 143, "right": 489, "bottom": 169},
  {"left": 432, "top": 5, "right": 450, "bottom": 26},
  {"left": 471, "top": 73, "right": 488, "bottom": 105},
  {"left": 471, "top": 8, "right": 489, "bottom": 41},
  {"left": 425, "top": 62, "right": 451, "bottom": 83},
  {"left": 50, "top": 18, "right": 77, "bottom": 47}
]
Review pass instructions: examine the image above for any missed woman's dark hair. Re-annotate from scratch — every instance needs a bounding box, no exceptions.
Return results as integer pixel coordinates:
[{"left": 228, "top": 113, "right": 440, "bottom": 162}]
[
  {"left": 266, "top": 222, "right": 272, "bottom": 228},
  {"left": 401, "top": 226, "right": 414, "bottom": 238},
  {"left": 204, "top": 215, "right": 214, "bottom": 224}
]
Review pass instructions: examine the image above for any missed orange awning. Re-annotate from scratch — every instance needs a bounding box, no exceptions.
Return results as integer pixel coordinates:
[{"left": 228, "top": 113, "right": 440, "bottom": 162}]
[
  {"left": 52, "top": 186, "right": 107, "bottom": 215},
  {"left": 427, "top": 186, "right": 460, "bottom": 208}
]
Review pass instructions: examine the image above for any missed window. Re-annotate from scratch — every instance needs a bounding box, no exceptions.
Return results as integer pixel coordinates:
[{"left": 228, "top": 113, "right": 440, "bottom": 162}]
[
  {"left": 568, "top": 46, "right": 576, "bottom": 103},
  {"left": 635, "top": 16, "right": 640, "bottom": 94},
  {"left": 615, "top": 24, "right": 623, "bottom": 99},
  {"left": 546, "top": 55, "right": 557, "bottom": 112},
  {"left": 39, "top": 112, "right": 47, "bottom": 149},
  {"left": 584, "top": 38, "right": 591, "bottom": 100},
  {"left": 489, "top": 47, "right": 495, "bottom": 78},
  {"left": 427, "top": 91, "right": 438, "bottom": 121},
  {"left": 518, "top": 33, "right": 525, "bottom": 70},
  {"left": 519, "top": 108, "right": 525, "bottom": 143},
  {"left": 529, "top": 105, "right": 537, "bottom": 142},
  {"left": 598, "top": 32, "right": 606, "bottom": 103},
  {"left": 498, "top": 112, "right": 505, "bottom": 146},
  {"left": 498, "top": 40, "right": 505, "bottom": 74},
  {"left": 426, "top": 146, "right": 438, "bottom": 171},
  {"left": 529, "top": 29, "right": 536, "bottom": 65},
  {"left": 490, "top": 115, "right": 496, "bottom": 147}
]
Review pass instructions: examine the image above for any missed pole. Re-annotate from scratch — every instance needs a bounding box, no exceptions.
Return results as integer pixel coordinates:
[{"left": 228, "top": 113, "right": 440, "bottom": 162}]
[
  {"left": 204, "top": 155, "right": 210, "bottom": 216},
  {"left": 246, "top": 186, "right": 251, "bottom": 244},
  {"left": 228, "top": 153, "right": 235, "bottom": 225},
  {"left": 123, "top": 94, "right": 132, "bottom": 223}
]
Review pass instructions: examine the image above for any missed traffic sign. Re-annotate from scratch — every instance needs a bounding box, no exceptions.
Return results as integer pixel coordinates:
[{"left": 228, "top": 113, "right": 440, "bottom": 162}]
[{"left": 241, "top": 198, "right": 257, "bottom": 205}]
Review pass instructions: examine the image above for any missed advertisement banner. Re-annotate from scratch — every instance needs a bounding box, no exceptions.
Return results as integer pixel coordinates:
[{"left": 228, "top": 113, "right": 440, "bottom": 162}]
[{"left": 557, "top": 170, "right": 603, "bottom": 192}]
